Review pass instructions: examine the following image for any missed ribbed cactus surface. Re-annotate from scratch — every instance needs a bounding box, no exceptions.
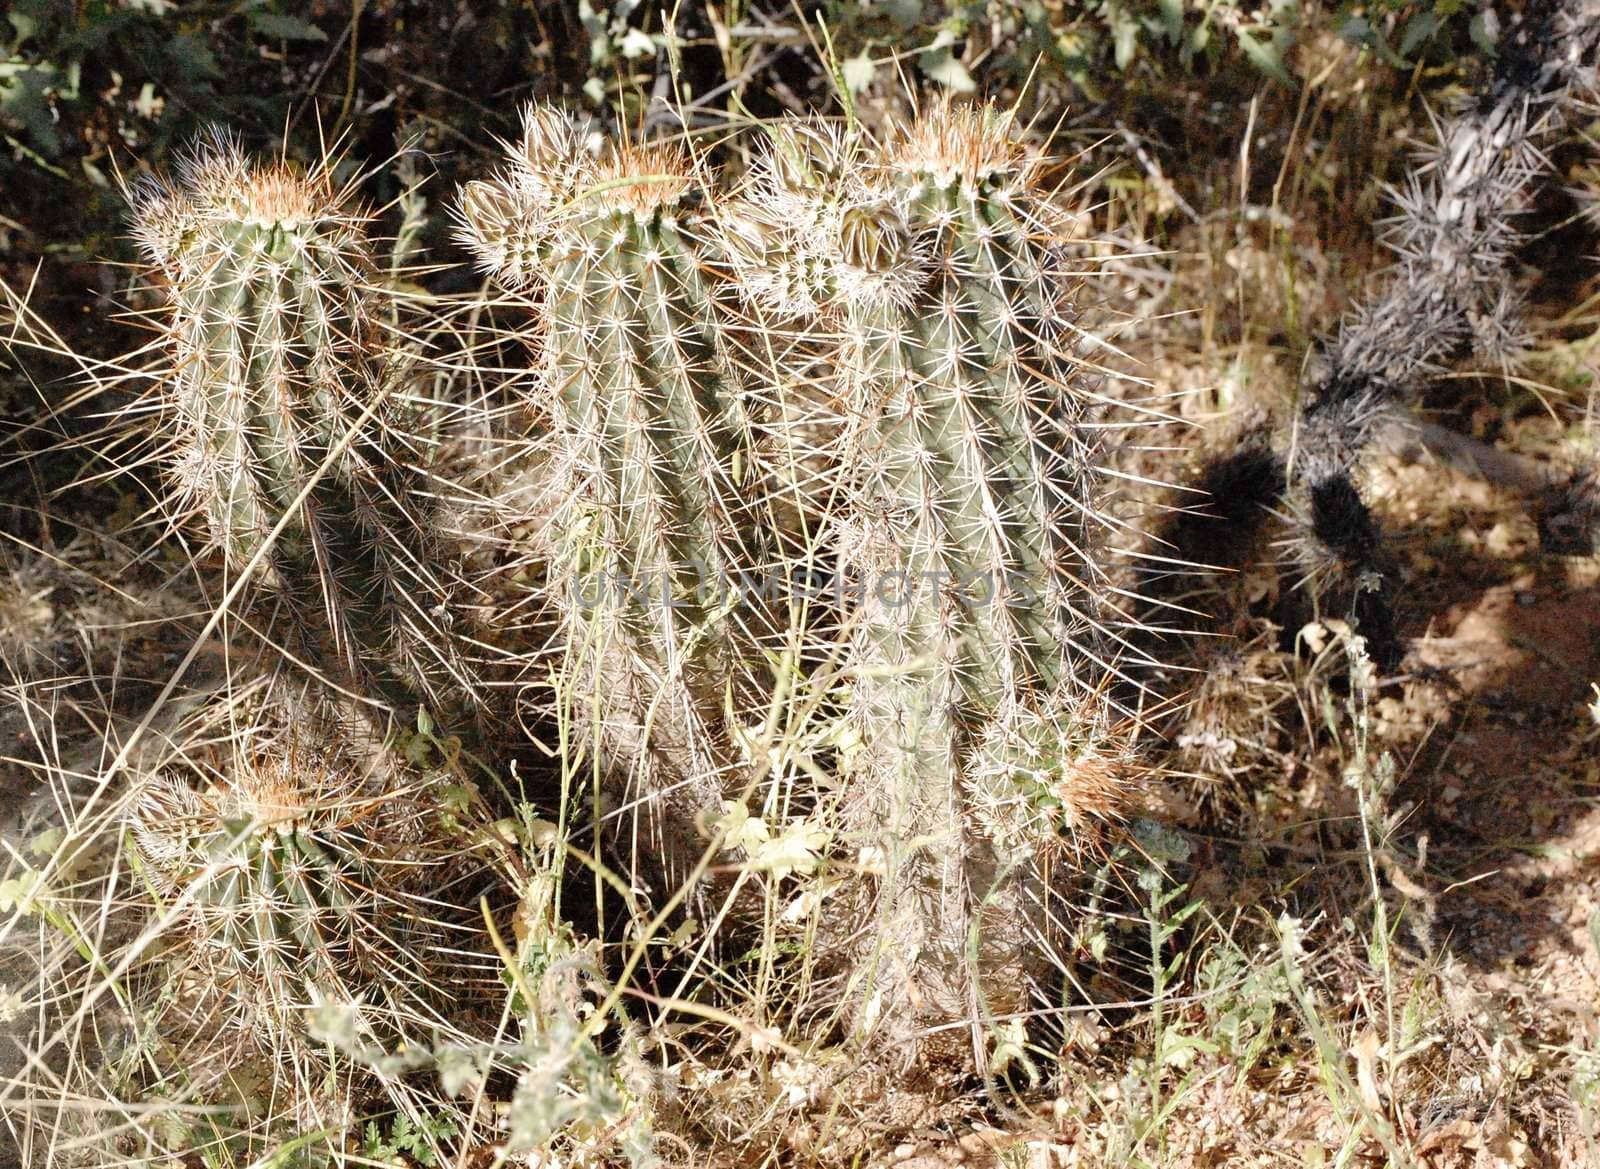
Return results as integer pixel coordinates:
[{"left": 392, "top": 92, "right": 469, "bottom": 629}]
[
  {"left": 131, "top": 140, "right": 466, "bottom": 713},
  {"left": 457, "top": 109, "right": 773, "bottom": 896},
  {"left": 738, "top": 109, "right": 1132, "bottom": 1068}
]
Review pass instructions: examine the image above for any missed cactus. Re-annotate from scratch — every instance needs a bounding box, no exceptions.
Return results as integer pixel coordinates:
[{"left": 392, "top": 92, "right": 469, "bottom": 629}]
[
  {"left": 456, "top": 108, "right": 776, "bottom": 899},
  {"left": 129, "top": 138, "right": 470, "bottom": 715},
  {"left": 129, "top": 742, "right": 443, "bottom": 1055},
  {"left": 1291, "top": 0, "right": 1600, "bottom": 663},
  {"left": 735, "top": 109, "right": 1137, "bottom": 1069},
  {"left": 119, "top": 727, "right": 495, "bottom": 1159}
]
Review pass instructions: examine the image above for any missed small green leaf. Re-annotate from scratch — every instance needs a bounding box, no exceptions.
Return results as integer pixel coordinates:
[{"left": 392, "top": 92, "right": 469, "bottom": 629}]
[
  {"left": 1133, "top": 818, "right": 1192, "bottom": 865},
  {"left": 1103, "top": 1, "right": 1141, "bottom": 70},
  {"left": 27, "top": 828, "right": 62, "bottom": 859},
  {"left": 1088, "top": 927, "right": 1109, "bottom": 962},
  {"left": 168, "top": 34, "right": 221, "bottom": 81},
  {"left": 618, "top": 27, "right": 656, "bottom": 58},
  {"left": 578, "top": 0, "right": 606, "bottom": 39},
  {"left": 1235, "top": 27, "right": 1293, "bottom": 86},
  {"left": 842, "top": 52, "right": 876, "bottom": 94},
  {"left": 580, "top": 0, "right": 612, "bottom": 67},
  {"left": 248, "top": 12, "right": 329, "bottom": 42},
  {"left": 438, "top": 1047, "right": 484, "bottom": 1097},
  {"left": 1156, "top": 0, "right": 1184, "bottom": 44},
  {"left": 0, "top": 68, "right": 65, "bottom": 158},
  {"left": 0, "top": 871, "right": 41, "bottom": 916},
  {"left": 1469, "top": 8, "right": 1500, "bottom": 55},
  {"left": 1337, "top": 15, "right": 1373, "bottom": 46},
  {"left": 918, "top": 44, "right": 976, "bottom": 93},
  {"left": 1397, "top": 11, "right": 1441, "bottom": 60},
  {"left": 7, "top": 14, "right": 39, "bottom": 44}
]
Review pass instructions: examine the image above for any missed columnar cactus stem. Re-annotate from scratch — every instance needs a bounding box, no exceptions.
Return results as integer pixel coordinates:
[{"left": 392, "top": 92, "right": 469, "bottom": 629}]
[
  {"left": 130, "top": 139, "right": 470, "bottom": 714},
  {"left": 736, "top": 109, "right": 1135, "bottom": 1069},
  {"left": 457, "top": 109, "right": 775, "bottom": 897}
]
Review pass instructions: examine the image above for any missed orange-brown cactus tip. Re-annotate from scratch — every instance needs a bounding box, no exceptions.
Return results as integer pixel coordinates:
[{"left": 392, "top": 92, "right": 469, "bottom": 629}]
[
  {"left": 889, "top": 102, "right": 1033, "bottom": 186},
  {"left": 582, "top": 142, "right": 696, "bottom": 217}
]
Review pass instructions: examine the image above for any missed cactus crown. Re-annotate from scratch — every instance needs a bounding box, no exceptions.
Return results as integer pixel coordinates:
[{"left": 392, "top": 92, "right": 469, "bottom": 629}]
[
  {"left": 457, "top": 107, "right": 698, "bottom": 289},
  {"left": 733, "top": 122, "right": 930, "bottom": 317},
  {"left": 890, "top": 102, "right": 1029, "bottom": 185},
  {"left": 132, "top": 135, "right": 367, "bottom": 276},
  {"left": 456, "top": 107, "right": 583, "bottom": 288}
]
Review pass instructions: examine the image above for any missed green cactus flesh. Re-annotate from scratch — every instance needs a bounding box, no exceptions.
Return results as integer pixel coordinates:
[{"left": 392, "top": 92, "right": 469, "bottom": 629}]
[
  {"left": 552, "top": 199, "right": 771, "bottom": 889},
  {"left": 196, "top": 819, "right": 364, "bottom": 980},
  {"left": 865, "top": 215, "right": 1094, "bottom": 1054},
  {"left": 743, "top": 112, "right": 1127, "bottom": 1066},
  {"left": 546, "top": 207, "right": 751, "bottom": 670}
]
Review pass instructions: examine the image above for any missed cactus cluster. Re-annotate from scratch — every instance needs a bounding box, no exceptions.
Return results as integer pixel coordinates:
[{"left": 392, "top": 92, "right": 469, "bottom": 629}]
[
  {"left": 130, "top": 138, "right": 470, "bottom": 716},
  {"left": 457, "top": 102, "right": 1141, "bottom": 1068},
  {"left": 18, "top": 8, "right": 1600, "bottom": 1161},
  {"left": 115, "top": 100, "right": 1140, "bottom": 1102}
]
